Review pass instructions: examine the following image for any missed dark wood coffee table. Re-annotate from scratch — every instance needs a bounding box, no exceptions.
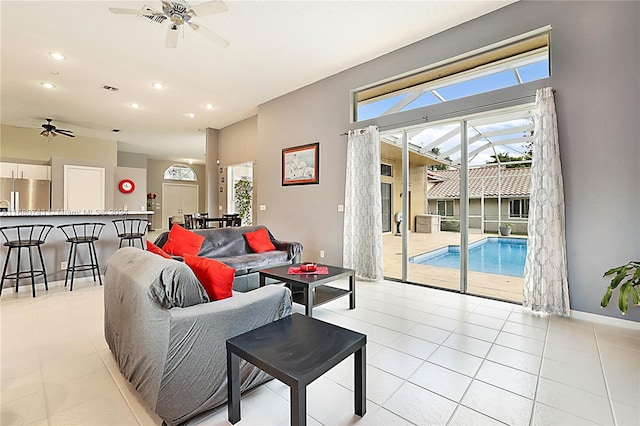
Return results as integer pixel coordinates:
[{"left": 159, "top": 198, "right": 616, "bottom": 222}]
[
  {"left": 259, "top": 264, "right": 355, "bottom": 317},
  {"left": 227, "top": 313, "right": 366, "bottom": 426}
]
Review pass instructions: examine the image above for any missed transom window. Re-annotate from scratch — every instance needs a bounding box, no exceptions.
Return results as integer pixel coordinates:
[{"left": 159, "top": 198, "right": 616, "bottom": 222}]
[
  {"left": 353, "top": 30, "right": 550, "bottom": 122},
  {"left": 164, "top": 164, "right": 196, "bottom": 181}
]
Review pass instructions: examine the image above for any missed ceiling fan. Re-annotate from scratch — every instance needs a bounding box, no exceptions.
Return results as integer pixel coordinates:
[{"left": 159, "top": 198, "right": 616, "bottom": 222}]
[
  {"left": 109, "top": 1, "right": 229, "bottom": 48},
  {"left": 40, "top": 118, "right": 75, "bottom": 140}
]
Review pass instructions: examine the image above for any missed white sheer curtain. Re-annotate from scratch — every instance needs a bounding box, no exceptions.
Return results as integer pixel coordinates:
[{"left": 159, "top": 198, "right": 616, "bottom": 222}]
[
  {"left": 523, "top": 87, "right": 570, "bottom": 316},
  {"left": 343, "top": 125, "right": 383, "bottom": 281}
]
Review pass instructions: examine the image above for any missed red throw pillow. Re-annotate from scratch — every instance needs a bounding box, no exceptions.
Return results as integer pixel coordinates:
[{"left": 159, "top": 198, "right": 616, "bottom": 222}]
[
  {"left": 146, "top": 240, "right": 172, "bottom": 259},
  {"left": 162, "top": 224, "right": 205, "bottom": 257},
  {"left": 244, "top": 228, "right": 276, "bottom": 253},
  {"left": 184, "top": 255, "right": 235, "bottom": 301}
]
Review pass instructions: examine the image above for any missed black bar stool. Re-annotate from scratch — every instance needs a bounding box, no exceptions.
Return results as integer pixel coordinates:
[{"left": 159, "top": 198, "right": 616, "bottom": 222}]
[
  {"left": 0, "top": 224, "right": 53, "bottom": 297},
  {"left": 112, "top": 218, "right": 149, "bottom": 248},
  {"left": 57, "top": 223, "right": 105, "bottom": 291}
]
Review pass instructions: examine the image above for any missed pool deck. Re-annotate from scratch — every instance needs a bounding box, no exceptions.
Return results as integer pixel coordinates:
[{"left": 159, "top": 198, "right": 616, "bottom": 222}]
[{"left": 383, "top": 231, "right": 524, "bottom": 303}]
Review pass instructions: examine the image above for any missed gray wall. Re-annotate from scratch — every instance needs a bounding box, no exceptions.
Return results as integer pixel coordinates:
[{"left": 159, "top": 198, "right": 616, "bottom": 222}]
[
  {"left": 218, "top": 116, "right": 258, "bottom": 217},
  {"left": 117, "top": 151, "right": 148, "bottom": 169},
  {"left": 113, "top": 167, "right": 147, "bottom": 211},
  {"left": 247, "top": 1, "right": 639, "bottom": 321}
]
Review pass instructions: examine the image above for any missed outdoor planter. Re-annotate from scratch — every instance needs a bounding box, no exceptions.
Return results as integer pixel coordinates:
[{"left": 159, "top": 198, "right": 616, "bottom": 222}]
[{"left": 499, "top": 225, "right": 512, "bottom": 236}]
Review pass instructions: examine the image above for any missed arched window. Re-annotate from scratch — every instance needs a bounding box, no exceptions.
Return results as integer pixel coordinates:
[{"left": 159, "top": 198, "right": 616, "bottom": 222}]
[{"left": 163, "top": 164, "right": 197, "bottom": 181}]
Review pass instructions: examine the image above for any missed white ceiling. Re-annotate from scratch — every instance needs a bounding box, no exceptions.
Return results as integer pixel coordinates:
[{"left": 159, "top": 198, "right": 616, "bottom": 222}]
[{"left": 0, "top": 0, "right": 513, "bottom": 164}]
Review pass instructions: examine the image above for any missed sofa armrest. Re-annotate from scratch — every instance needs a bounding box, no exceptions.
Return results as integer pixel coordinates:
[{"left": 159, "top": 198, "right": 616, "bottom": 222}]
[
  {"left": 272, "top": 239, "right": 303, "bottom": 262},
  {"left": 154, "top": 285, "right": 292, "bottom": 425}
]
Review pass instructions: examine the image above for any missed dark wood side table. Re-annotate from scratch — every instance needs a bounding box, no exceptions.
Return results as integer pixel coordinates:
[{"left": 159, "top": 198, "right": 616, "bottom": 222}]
[
  {"left": 259, "top": 264, "right": 355, "bottom": 317},
  {"left": 227, "top": 313, "right": 366, "bottom": 426}
]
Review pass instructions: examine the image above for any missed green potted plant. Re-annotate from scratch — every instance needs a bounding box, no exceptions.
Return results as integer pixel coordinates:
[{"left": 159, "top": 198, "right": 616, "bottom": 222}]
[
  {"left": 234, "top": 178, "right": 253, "bottom": 226},
  {"left": 499, "top": 223, "right": 512, "bottom": 236},
  {"left": 601, "top": 261, "right": 640, "bottom": 315}
]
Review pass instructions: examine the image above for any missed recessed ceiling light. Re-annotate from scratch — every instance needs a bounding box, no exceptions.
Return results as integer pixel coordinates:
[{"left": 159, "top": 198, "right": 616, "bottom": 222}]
[
  {"left": 152, "top": 82, "right": 165, "bottom": 89},
  {"left": 205, "top": 104, "right": 214, "bottom": 110},
  {"left": 49, "top": 52, "right": 65, "bottom": 61},
  {"left": 40, "top": 82, "right": 55, "bottom": 89},
  {"left": 186, "top": 113, "right": 195, "bottom": 118},
  {"left": 130, "top": 103, "right": 141, "bottom": 109}
]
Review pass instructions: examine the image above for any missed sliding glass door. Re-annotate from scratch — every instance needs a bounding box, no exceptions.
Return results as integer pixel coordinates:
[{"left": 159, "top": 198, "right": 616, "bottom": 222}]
[{"left": 380, "top": 107, "right": 533, "bottom": 303}]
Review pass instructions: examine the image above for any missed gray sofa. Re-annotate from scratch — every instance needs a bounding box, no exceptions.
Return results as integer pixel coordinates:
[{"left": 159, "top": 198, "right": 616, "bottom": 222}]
[
  {"left": 154, "top": 225, "right": 303, "bottom": 292},
  {"left": 104, "top": 247, "right": 292, "bottom": 426}
]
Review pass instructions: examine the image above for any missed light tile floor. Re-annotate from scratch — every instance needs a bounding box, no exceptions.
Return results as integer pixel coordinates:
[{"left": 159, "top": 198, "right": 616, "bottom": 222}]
[{"left": 1, "top": 277, "right": 639, "bottom": 425}]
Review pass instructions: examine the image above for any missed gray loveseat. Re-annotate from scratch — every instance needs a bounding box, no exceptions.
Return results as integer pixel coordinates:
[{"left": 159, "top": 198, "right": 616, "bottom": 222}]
[
  {"left": 154, "top": 225, "right": 303, "bottom": 292},
  {"left": 104, "top": 247, "right": 292, "bottom": 426}
]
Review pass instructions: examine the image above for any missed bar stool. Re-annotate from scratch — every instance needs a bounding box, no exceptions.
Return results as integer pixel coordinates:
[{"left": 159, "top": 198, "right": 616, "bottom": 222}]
[
  {"left": 112, "top": 218, "right": 149, "bottom": 248},
  {"left": 0, "top": 224, "right": 53, "bottom": 297},
  {"left": 58, "top": 223, "right": 105, "bottom": 291}
]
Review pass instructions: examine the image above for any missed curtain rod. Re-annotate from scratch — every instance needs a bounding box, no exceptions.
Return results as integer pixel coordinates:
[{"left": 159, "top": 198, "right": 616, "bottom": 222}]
[{"left": 340, "top": 89, "right": 555, "bottom": 136}]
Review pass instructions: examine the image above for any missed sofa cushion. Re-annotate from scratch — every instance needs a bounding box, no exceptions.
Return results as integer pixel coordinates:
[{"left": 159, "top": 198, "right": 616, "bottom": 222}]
[
  {"left": 162, "top": 224, "right": 205, "bottom": 257},
  {"left": 244, "top": 228, "right": 276, "bottom": 253},
  {"left": 215, "top": 250, "right": 290, "bottom": 275},
  {"left": 147, "top": 240, "right": 172, "bottom": 259},
  {"left": 184, "top": 255, "right": 235, "bottom": 301}
]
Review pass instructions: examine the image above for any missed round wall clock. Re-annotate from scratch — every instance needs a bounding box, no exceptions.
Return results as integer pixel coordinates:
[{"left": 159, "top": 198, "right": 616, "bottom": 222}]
[{"left": 118, "top": 179, "right": 135, "bottom": 194}]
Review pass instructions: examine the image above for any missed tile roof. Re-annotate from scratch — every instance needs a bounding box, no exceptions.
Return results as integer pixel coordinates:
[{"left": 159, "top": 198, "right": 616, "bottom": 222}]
[{"left": 427, "top": 166, "right": 531, "bottom": 198}]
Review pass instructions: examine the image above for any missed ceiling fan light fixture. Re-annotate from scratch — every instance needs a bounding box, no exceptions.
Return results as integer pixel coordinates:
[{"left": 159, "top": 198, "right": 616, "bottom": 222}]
[
  {"left": 40, "top": 82, "right": 56, "bottom": 89},
  {"left": 152, "top": 82, "right": 165, "bottom": 89},
  {"left": 49, "top": 52, "right": 65, "bottom": 61}
]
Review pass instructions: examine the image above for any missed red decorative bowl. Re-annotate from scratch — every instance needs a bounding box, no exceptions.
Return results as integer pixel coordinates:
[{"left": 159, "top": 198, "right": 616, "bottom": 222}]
[{"left": 300, "top": 263, "right": 317, "bottom": 272}]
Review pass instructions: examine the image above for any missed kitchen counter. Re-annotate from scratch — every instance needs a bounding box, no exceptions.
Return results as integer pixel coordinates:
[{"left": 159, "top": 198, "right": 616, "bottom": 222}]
[
  {"left": 0, "top": 211, "right": 153, "bottom": 288},
  {"left": 0, "top": 210, "right": 153, "bottom": 216}
]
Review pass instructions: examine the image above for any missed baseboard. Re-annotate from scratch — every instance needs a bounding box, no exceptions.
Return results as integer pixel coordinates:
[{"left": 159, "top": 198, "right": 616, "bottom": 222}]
[{"left": 571, "top": 309, "right": 640, "bottom": 331}]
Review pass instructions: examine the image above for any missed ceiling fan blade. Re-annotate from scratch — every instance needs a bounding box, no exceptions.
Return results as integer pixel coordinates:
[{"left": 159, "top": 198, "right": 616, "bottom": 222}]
[
  {"left": 188, "top": 22, "right": 229, "bottom": 48},
  {"left": 56, "top": 130, "right": 75, "bottom": 138},
  {"left": 189, "top": 0, "right": 228, "bottom": 17},
  {"left": 109, "top": 7, "right": 163, "bottom": 15},
  {"left": 165, "top": 25, "right": 180, "bottom": 48}
]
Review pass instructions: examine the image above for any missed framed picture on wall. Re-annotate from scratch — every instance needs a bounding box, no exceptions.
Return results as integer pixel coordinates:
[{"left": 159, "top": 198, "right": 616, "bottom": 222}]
[{"left": 282, "top": 142, "right": 319, "bottom": 186}]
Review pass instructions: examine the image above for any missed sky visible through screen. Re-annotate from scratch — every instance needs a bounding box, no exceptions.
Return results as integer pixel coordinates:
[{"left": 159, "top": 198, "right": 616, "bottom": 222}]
[{"left": 361, "top": 58, "right": 549, "bottom": 166}]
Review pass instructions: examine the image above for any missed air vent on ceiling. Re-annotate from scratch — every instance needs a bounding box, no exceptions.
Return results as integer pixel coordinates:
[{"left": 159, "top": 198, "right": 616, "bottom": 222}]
[
  {"left": 101, "top": 85, "right": 119, "bottom": 92},
  {"left": 141, "top": 6, "right": 167, "bottom": 24}
]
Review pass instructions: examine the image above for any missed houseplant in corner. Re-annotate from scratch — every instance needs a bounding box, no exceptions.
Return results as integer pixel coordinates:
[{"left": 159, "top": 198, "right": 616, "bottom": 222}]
[
  {"left": 499, "top": 223, "right": 512, "bottom": 236},
  {"left": 601, "top": 261, "right": 640, "bottom": 315}
]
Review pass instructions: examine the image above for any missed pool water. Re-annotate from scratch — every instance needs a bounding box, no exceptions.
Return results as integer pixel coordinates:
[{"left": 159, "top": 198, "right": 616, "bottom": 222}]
[{"left": 410, "top": 237, "right": 527, "bottom": 277}]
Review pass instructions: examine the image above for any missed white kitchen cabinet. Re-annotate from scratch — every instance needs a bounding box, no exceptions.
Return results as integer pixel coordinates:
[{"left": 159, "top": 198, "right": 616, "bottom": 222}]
[{"left": 0, "top": 162, "right": 51, "bottom": 180}]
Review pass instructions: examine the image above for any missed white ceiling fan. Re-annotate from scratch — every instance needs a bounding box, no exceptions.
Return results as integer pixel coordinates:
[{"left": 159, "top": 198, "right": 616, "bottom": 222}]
[{"left": 109, "top": 0, "right": 229, "bottom": 48}]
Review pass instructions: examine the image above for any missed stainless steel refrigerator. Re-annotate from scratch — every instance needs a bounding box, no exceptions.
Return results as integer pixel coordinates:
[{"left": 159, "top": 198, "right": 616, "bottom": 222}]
[{"left": 0, "top": 178, "right": 51, "bottom": 211}]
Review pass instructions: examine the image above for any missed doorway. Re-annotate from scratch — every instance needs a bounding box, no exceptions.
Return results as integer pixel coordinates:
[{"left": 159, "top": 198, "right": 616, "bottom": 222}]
[
  {"left": 380, "top": 106, "right": 534, "bottom": 303},
  {"left": 227, "top": 162, "right": 254, "bottom": 226},
  {"left": 162, "top": 183, "right": 198, "bottom": 229}
]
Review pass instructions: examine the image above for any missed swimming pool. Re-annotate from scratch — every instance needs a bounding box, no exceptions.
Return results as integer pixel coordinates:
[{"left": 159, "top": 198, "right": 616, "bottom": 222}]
[{"left": 409, "top": 237, "right": 527, "bottom": 277}]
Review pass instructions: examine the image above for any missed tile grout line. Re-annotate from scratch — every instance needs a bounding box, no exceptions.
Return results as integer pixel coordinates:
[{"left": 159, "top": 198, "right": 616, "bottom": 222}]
[
  {"left": 32, "top": 291, "right": 53, "bottom": 426},
  {"left": 446, "top": 304, "right": 514, "bottom": 426},
  {"left": 528, "top": 311, "right": 550, "bottom": 425},
  {"left": 77, "top": 280, "right": 149, "bottom": 426},
  {"left": 593, "top": 325, "right": 618, "bottom": 426}
]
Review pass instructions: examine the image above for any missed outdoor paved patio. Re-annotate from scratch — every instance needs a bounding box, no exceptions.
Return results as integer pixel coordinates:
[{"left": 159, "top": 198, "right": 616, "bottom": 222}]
[{"left": 383, "top": 231, "right": 523, "bottom": 303}]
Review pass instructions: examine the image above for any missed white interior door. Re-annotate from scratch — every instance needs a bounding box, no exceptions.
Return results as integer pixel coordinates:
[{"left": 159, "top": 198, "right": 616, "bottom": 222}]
[
  {"left": 162, "top": 183, "right": 198, "bottom": 229},
  {"left": 64, "top": 165, "right": 105, "bottom": 210}
]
